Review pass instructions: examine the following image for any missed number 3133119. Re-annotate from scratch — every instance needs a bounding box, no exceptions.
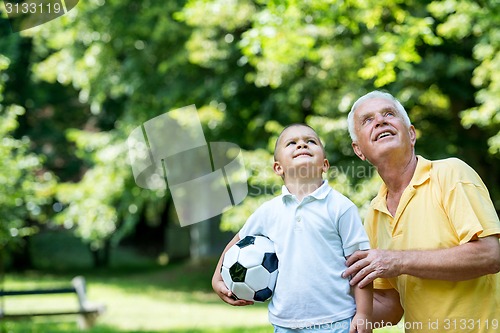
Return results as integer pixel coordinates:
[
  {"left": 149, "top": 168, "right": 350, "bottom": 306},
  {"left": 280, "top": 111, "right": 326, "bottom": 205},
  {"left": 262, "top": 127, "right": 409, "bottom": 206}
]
[
  {"left": 5, "top": 2, "right": 64, "bottom": 14},
  {"left": 443, "top": 319, "right": 498, "bottom": 330}
]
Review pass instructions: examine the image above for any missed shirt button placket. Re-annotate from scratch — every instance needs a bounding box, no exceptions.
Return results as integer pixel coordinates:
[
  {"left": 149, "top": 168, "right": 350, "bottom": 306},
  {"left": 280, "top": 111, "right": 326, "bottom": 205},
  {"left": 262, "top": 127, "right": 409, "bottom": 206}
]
[{"left": 294, "top": 206, "right": 302, "bottom": 230}]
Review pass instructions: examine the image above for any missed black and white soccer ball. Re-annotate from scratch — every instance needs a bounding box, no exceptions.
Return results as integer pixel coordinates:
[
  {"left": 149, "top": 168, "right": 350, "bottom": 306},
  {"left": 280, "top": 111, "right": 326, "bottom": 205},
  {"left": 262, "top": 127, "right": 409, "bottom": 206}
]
[{"left": 221, "top": 235, "right": 278, "bottom": 302}]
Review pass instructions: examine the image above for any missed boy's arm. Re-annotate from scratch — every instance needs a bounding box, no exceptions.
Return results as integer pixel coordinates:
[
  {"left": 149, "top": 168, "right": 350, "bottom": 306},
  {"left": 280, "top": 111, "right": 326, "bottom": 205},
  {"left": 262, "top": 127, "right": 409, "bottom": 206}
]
[
  {"left": 373, "top": 288, "right": 403, "bottom": 325},
  {"left": 350, "top": 283, "right": 373, "bottom": 333},
  {"left": 212, "top": 233, "right": 254, "bottom": 306}
]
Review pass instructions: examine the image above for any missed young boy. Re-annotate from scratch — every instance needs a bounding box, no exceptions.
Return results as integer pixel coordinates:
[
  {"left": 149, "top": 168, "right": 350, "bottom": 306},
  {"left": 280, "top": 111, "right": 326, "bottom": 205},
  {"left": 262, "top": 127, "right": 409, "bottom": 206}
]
[{"left": 212, "top": 124, "right": 372, "bottom": 333}]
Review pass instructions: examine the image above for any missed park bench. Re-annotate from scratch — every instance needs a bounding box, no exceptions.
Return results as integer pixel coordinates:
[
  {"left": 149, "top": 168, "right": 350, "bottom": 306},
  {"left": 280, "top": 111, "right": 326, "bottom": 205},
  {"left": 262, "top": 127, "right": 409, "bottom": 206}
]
[{"left": 0, "top": 276, "right": 106, "bottom": 329}]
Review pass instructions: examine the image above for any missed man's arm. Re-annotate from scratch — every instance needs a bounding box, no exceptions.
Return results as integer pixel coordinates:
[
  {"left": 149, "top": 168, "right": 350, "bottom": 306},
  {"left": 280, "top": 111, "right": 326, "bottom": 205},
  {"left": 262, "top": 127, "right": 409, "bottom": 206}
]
[
  {"left": 212, "top": 233, "right": 254, "bottom": 306},
  {"left": 343, "top": 235, "right": 500, "bottom": 288}
]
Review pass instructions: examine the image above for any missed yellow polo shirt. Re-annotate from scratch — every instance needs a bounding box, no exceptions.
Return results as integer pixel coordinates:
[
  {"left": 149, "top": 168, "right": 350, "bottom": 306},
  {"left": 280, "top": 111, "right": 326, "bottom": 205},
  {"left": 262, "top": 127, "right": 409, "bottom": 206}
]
[{"left": 365, "top": 156, "right": 500, "bottom": 333}]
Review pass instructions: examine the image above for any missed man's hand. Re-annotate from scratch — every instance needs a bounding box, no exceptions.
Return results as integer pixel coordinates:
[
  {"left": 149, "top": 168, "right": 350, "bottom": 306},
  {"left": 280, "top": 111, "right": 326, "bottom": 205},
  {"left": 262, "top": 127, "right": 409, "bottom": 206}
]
[
  {"left": 342, "top": 249, "right": 403, "bottom": 288},
  {"left": 343, "top": 236, "right": 500, "bottom": 287},
  {"left": 212, "top": 279, "right": 254, "bottom": 306}
]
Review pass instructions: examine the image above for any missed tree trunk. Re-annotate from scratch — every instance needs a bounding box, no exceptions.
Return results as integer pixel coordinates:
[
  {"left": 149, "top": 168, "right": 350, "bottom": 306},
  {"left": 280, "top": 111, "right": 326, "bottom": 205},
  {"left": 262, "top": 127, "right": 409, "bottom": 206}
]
[
  {"left": 89, "top": 239, "right": 111, "bottom": 268},
  {"left": 9, "top": 236, "right": 33, "bottom": 271}
]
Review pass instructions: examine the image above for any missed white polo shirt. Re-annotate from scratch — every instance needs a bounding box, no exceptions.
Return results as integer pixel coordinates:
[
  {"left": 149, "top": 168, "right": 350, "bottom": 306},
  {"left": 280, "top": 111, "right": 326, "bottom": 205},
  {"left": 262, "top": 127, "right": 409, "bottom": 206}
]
[{"left": 239, "top": 181, "right": 370, "bottom": 328}]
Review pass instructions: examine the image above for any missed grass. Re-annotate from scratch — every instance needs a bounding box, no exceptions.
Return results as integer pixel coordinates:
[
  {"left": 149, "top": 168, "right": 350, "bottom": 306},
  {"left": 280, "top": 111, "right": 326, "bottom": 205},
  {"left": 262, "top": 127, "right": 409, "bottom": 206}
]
[
  {"left": 0, "top": 322, "right": 270, "bottom": 333},
  {"left": 2, "top": 262, "right": 272, "bottom": 332},
  {"left": 0, "top": 231, "right": 403, "bottom": 332},
  {"left": 1, "top": 231, "right": 271, "bottom": 332}
]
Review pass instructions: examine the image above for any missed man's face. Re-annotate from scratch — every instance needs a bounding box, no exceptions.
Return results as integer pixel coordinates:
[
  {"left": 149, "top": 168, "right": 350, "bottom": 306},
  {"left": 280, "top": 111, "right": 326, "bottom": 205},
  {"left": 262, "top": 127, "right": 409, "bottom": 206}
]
[
  {"left": 273, "top": 125, "right": 329, "bottom": 179},
  {"left": 351, "top": 98, "right": 416, "bottom": 163}
]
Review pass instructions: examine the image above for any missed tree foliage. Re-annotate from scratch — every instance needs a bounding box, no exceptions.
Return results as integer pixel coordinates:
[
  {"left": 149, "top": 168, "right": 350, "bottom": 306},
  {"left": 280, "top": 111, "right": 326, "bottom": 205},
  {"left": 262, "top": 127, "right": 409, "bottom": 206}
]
[
  {"left": 0, "top": 58, "right": 55, "bottom": 253},
  {"left": 0, "top": 0, "right": 498, "bottom": 256}
]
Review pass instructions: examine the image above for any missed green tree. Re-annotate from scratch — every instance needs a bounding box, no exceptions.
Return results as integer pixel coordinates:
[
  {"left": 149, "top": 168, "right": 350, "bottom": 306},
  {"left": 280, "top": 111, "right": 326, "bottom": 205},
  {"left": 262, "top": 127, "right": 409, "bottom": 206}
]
[
  {"left": 180, "top": 0, "right": 500, "bottom": 228},
  {"left": 0, "top": 57, "right": 56, "bottom": 268},
  {"left": 1, "top": 0, "right": 498, "bottom": 262}
]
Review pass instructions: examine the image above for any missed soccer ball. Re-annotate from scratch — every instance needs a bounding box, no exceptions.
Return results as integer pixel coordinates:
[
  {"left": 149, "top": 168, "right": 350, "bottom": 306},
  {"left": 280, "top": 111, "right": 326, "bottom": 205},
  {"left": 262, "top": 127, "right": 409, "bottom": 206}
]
[{"left": 221, "top": 235, "right": 278, "bottom": 302}]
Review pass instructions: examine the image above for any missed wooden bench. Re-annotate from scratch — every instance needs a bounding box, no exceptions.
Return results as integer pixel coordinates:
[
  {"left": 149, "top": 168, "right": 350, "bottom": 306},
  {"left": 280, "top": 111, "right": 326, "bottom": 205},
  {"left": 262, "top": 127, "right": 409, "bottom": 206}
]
[{"left": 0, "top": 276, "right": 106, "bottom": 329}]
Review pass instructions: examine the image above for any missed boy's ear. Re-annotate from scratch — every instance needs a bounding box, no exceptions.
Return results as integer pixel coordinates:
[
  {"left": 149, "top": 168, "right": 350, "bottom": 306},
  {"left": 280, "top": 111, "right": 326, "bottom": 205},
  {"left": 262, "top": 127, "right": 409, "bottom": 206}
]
[
  {"left": 322, "top": 158, "right": 330, "bottom": 173},
  {"left": 273, "top": 161, "right": 284, "bottom": 177},
  {"left": 352, "top": 142, "right": 366, "bottom": 161}
]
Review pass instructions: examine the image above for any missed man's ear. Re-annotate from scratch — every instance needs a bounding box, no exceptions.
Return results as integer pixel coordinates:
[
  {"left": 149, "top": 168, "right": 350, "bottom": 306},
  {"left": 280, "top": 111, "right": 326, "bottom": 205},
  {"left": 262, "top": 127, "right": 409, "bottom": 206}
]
[
  {"left": 352, "top": 142, "right": 366, "bottom": 161},
  {"left": 273, "top": 161, "right": 284, "bottom": 177},
  {"left": 409, "top": 125, "right": 417, "bottom": 147}
]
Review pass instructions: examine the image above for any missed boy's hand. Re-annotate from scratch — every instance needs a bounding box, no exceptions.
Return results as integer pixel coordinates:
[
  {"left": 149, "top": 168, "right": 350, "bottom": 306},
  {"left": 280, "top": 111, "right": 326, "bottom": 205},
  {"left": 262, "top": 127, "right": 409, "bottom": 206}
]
[
  {"left": 350, "top": 313, "right": 372, "bottom": 333},
  {"left": 213, "top": 279, "right": 254, "bottom": 306},
  {"left": 212, "top": 233, "right": 252, "bottom": 306}
]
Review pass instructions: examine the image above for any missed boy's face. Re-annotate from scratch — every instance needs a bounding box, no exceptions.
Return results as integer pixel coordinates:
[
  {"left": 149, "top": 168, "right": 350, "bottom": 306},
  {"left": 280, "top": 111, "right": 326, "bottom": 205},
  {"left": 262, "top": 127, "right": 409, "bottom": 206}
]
[{"left": 273, "top": 125, "right": 330, "bottom": 179}]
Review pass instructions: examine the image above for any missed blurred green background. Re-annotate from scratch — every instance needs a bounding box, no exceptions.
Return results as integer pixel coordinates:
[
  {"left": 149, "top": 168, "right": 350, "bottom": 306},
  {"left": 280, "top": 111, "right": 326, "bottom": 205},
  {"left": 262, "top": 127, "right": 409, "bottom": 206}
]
[{"left": 0, "top": 0, "right": 498, "bottom": 332}]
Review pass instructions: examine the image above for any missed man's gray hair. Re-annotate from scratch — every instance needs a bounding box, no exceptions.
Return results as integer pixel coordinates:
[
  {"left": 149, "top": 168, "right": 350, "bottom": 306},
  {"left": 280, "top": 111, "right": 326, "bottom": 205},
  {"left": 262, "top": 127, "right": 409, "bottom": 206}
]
[{"left": 347, "top": 91, "right": 412, "bottom": 141}]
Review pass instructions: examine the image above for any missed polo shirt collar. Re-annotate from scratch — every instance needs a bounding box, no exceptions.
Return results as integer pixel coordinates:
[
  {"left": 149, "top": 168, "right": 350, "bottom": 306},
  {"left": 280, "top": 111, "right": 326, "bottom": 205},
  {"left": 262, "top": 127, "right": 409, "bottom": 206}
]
[
  {"left": 281, "top": 180, "right": 331, "bottom": 203},
  {"left": 371, "top": 155, "right": 431, "bottom": 212},
  {"left": 411, "top": 155, "right": 431, "bottom": 187}
]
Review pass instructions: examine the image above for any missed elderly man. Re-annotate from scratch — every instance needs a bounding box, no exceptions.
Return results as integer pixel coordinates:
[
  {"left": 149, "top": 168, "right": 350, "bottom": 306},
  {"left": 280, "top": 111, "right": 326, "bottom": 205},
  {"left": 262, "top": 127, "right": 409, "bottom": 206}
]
[{"left": 343, "top": 90, "right": 500, "bottom": 332}]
